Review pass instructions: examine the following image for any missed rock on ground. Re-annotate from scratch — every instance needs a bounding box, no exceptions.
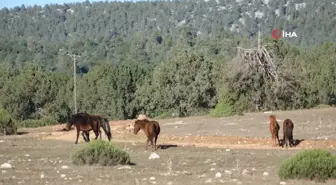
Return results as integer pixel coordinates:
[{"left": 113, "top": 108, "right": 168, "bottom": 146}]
[
  {"left": 224, "top": 170, "right": 232, "bottom": 175},
  {"left": 149, "top": 153, "right": 160, "bottom": 159},
  {"left": 205, "top": 178, "right": 212, "bottom": 183},
  {"left": 0, "top": 163, "right": 12, "bottom": 169},
  {"left": 149, "top": 177, "right": 156, "bottom": 181}
]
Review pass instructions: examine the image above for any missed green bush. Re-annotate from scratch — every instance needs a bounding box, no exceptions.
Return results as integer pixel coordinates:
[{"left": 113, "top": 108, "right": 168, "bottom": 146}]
[
  {"left": 19, "top": 116, "right": 58, "bottom": 128},
  {"left": 0, "top": 108, "right": 17, "bottom": 135},
  {"left": 278, "top": 149, "right": 336, "bottom": 182},
  {"left": 40, "top": 116, "right": 58, "bottom": 125},
  {"left": 210, "top": 101, "right": 236, "bottom": 117},
  {"left": 71, "top": 140, "right": 131, "bottom": 166},
  {"left": 315, "top": 104, "right": 331, "bottom": 109},
  {"left": 155, "top": 111, "right": 176, "bottom": 119}
]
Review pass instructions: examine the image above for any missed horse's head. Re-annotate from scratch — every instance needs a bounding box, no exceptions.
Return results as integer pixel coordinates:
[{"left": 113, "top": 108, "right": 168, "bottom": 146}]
[
  {"left": 65, "top": 114, "right": 78, "bottom": 130},
  {"left": 64, "top": 120, "right": 72, "bottom": 130},
  {"left": 133, "top": 120, "right": 141, "bottom": 135}
]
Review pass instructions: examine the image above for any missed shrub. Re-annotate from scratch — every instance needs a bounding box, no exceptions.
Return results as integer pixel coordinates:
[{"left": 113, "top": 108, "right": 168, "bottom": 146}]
[
  {"left": 0, "top": 108, "right": 17, "bottom": 135},
  {"left": 315, "top": 104, "right": 331, "bottom": 109},
  {"left": 210, "top": 101, "right": 236, "bottom": 117},
  {"left": 40, "top": 116, "right": 58, "bottom": 125},
  {"left": 278, "top": 149, "right": 336, "bottom": 182},
  {"left": 19, "top": 116, "right": 58, "bottom": 128},
  {"left": 155, "top": 111, "right": 176, "bottom": 119},
  {"left": 71, "top": 140, "right": 131, "bottom": 166}
]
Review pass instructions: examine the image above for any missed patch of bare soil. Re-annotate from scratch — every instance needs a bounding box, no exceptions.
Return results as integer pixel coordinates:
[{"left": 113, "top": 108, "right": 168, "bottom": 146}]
[
  {"left": 16, "top": 107, "right": 336, "bottom": 150},
  {"left": 1, "top": 108, "right": 336, "bottom": 185}
]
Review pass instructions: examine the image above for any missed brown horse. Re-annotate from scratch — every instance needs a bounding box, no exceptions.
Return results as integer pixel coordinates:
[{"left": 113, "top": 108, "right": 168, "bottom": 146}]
[
  {"left": 133, "top": 117, "right": 161, "bottom": 151},
  {"left": 282, "top": 119, "right": 294, "bottom": 148},
  {"left": 269, "top": 115, "right": 280, "bottom": 146},
  {"left": 82, "top": 114, "right": 112, "bottom": 142},
  {"left": 66, "top": 113, "right": 112, "bottom": 144},
  {"left": 81, "top": 115, "right": 103, "bottom": 142}
]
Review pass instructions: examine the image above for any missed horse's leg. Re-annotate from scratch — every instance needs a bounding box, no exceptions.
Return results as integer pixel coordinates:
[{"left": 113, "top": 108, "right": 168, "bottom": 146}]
[
  {"left": 94, "top": 130, "right": 99, "bottom": 140},
  {"left": 83, "top": 131, "right": 91, "bottom": 142},
  {"left": 100, "top": 124, "right": 110, "bottom": 141},
  {"left": 289, "top": 135, "right": 294, "bottom": 147},
  {"left": 276, "top": 133, "right": 280, "bottom": 146},
  {"left": 285, "top": 137, "right": 289, "bottom": 148},
  {"left": 154, "top": 135, "right": 158, "bottom": 151},
  {"left": 93, "top": 121, "right": 99, "bottom": 140},
  {"left": 271, "top": 134, "right": 276, "bottom": 147},
  {"left": 145, "top": 139, "right": 149, "bottom": 151},
  {"left": 99, "top": 129, "right": 102, "bottom": 140},
  {"left": 86, "top": 132, "right": 90, "bottom": 142},
  {"left": 75, "top": 130, "right": 80, "bottom": 144},
  {"left": 82, "top": 132, "right": 88, "bottom": 142},
  {"left": 275, "top": 133, "right": 279, "bottom": 146},
  {"left": 150, "top": 137, "right": 154, "bottom": 150}
]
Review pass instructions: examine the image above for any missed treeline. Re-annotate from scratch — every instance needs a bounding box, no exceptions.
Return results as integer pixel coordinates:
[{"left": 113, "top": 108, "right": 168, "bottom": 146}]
[{"left": 0, "top": 38, "right": 335, "bottom": 126}]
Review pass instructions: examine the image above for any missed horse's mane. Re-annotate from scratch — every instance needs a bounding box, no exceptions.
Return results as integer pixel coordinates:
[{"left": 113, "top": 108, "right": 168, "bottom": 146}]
[
  {"left": 269, "top": 115, "right": 277, "bottom": 122},
  {"left": 135, "top": 118, "right": 149, "bottom": 124},
  {"left": 136, "top": 114, "right": 149, "bottom": 120}
]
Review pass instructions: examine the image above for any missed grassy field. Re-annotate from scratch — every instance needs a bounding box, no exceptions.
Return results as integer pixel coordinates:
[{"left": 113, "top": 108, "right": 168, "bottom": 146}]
[{"left": 1, "top": 108, "right": 336, "bottom": 185}]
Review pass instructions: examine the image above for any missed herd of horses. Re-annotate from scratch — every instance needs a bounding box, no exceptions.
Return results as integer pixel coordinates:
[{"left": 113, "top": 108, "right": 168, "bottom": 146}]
[
  {"left": 65, "top": 112, "right": 112, "bottom": 144},
  {"left": 269, "top": 114, "right": 295, "bottom": 148},
  {"left": 65, "top": 113, "right": 161, "bottom": 150},
  {"left": 64, "top": 112, "right": 295, "bottom": 150}
]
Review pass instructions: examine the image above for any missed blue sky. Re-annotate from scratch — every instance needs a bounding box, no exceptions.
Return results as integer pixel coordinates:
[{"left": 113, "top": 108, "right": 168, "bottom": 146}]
[{"left": 0, "top": 0, "right": 139, "bottom": 9}]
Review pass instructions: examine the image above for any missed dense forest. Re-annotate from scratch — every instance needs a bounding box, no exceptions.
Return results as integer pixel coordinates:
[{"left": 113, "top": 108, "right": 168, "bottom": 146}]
[{"left": 0, "top": 0, "right": 335, "bottom": 132}]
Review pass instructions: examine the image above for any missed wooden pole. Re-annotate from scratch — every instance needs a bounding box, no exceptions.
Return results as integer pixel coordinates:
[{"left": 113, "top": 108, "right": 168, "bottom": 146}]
[
  {"left": 73, "top": 56, "right": 77, "bottom": 113},
  {"left": 67, "top": 53, "right": 80, "bottom": 114}
]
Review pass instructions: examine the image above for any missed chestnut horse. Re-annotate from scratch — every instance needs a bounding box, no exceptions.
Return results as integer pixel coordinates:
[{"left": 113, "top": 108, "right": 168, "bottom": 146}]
[
  {"left": 133, "top": 118, "right": 161, "bottom": 151},
  {"left": 66, "top": 112, "right": 112, "bottom": 144},
  {"left": 282, "top": 119, "right": 294, "bottom": 148},
  {"left": 269, "top": 115, "right": 280, "bottom": 146}
]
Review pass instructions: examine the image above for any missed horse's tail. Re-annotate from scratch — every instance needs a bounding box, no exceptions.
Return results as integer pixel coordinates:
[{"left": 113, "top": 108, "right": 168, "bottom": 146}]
[
  {"left": 154, "top": 121, "right": 160, "bottom": 136},
  {"left": 285, "top": 120, "right": 293, "bottom": 136},
  {"left": 101, "top": 117, "right": 112, "bottom": 141}
]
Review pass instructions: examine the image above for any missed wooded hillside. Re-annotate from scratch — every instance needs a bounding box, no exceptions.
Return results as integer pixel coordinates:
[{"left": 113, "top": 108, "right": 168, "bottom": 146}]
[{"left": 0, "top": 0, "right": 335, "bottom": 128}]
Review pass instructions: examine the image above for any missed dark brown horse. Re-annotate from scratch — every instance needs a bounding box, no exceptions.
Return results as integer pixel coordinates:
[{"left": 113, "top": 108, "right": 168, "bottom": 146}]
[
  {"left": 81, "top": 115, "right": 103, "bottom": 142},
  {"left": 82, "top": 115, "right": 112, "bottom": 142},
  {"left": 282, "top": 119, "right": 294, "bottom": 148},
  {"left": 66, "top": 113, "right": 112, "bottom": 144},
  {"left": 269, "top": 115, "right": 280, "bottom": 146},
  {"left": 133, "top": 118, "right": 161, "bottom": 151}
]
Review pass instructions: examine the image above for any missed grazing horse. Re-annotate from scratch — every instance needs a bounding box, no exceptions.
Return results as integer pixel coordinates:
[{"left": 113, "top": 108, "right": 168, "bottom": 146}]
[
  {"left": 65, "top": 113, "right": 112, "bottom": 144},
  {"left": 269, "top": 115, "right": 280, "bottom": 146},
  {"left": 133, "top": 116, "right": 161, "bottom": 151},
  {"left": 282, "top": 119, "right": 294, "bottom": 148}
]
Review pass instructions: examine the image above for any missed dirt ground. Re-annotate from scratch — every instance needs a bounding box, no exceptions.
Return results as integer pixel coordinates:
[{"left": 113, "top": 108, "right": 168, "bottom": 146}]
[{"left": 1, "top": 108, "right": 336, "bottom": 185}]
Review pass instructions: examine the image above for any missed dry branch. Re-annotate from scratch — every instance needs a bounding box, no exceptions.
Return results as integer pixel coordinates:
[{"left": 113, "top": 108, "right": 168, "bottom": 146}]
[{"left": 236, "top": 32, "right": 279, "bottom": 84}]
